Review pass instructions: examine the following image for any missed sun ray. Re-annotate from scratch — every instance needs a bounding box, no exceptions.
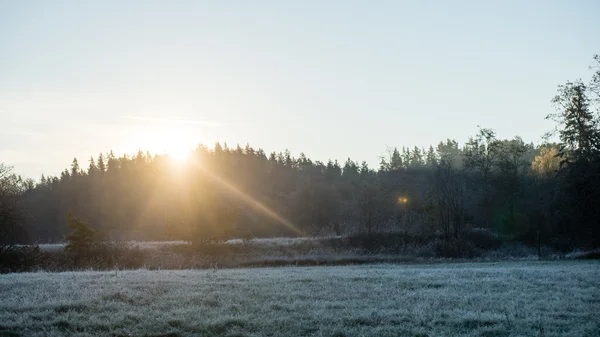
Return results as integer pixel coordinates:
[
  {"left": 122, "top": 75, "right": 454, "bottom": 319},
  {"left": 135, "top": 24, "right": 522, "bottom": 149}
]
[{"left": 189, "top": 156, "right": 304, "bottom": 236}]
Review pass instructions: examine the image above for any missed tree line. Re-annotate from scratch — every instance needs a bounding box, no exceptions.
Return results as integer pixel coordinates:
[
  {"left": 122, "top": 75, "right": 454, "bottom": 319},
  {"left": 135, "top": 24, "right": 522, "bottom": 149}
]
[{"left": 2, "top": 55, "right": 600, "bottom": 251}]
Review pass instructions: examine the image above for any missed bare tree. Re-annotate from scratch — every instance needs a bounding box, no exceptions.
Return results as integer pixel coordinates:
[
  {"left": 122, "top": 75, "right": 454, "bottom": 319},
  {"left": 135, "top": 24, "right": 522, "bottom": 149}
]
[
  {"left": 357, "top": 177, "right": 391, "bottom": 234},
  {"left": 432, "top": 158, "right": 467, "bottom": 239},
  {"left": 464, "top": 128, "right": 499, "bottom": 228},
  {"left": 0, "top": 164, "right": 26, "bottom": 257}
]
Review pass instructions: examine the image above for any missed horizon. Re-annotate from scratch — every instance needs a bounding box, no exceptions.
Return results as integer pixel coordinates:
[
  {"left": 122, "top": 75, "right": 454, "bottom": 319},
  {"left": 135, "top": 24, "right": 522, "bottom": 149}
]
[{"left": 2, "top": 0, "right": 599, "bottom": 179}]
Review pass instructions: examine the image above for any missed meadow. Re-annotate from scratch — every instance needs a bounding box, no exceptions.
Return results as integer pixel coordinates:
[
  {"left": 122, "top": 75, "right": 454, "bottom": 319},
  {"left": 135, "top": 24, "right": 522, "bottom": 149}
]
[
  {"left": 35, "top": 237, "right": 337, "bottom": 252},
  {"left": 1, "top": 261, "right": 598, "bottom": 337},
  {"left": 7, "top": 230, "right": 563, "bottom": 275}
]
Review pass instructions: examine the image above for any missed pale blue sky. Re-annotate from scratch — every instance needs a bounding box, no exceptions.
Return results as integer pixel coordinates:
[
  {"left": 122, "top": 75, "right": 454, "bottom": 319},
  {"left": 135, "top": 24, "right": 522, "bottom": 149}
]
[{"left": 1, "top": 0, "right": 598, "bottom": 178}]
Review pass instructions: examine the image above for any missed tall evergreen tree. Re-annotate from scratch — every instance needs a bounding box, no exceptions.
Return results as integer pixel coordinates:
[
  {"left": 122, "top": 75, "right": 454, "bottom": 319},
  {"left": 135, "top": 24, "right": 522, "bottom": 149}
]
[
  {"left": 97, "top": 153, "right": 106, "bottom": 173},
  {"left": 390, "top": 148, "right": 403, "bottom": 171},
  {"left": 401, "top": 147, "right": 411, "bottom": 168},
  {"left": 87, "top": 157, "right": 97, "bottom": 175},
  {"left": 426, "top": 145, "right": 438, "bottom": 167},
  {"left": 106, "top": 151, "right": 118, "bottom": 171},
  {"left": 548, "top": 80, "right": 600, "bottom": 163},
  {"left": 71, "top": 158, "right": 81, "bottom": 177},
  {"left": 410, "top": 147, "right": 424, "bottom": 168}
]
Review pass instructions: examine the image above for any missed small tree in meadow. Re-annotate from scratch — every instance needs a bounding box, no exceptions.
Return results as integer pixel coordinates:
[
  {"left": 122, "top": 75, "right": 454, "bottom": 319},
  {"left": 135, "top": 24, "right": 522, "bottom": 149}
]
[{"left": 65, "top": 212, "right": 98, "bottom": 259}]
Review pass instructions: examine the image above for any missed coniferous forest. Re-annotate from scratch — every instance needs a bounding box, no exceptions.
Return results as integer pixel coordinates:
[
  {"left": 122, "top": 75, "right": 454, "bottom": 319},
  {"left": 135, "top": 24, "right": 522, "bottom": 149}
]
[{"left": 2, "top": 55, "right": 600, "bottom": 260}]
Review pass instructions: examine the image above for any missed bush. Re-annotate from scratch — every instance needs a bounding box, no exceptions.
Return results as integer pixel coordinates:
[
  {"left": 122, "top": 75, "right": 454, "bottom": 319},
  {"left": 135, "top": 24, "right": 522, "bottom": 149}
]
[
  {"left": 567, "top": 249, "right": 600, "bottom": 260},
  {"left": 89, "top": 242, "right": 146, "bottom": 269},
  {"left": 483, "top": 242, "right": 541, "bottom": 260},
  {"left": 461, "top": 228, "right": 503, "bottom": 251},
  {"left": 431, "top": 239, "right": 481, "bottom": 258},
  {"left": 0, "top": 245, "right": 41, "bottom": 273},
  {"left": 65, "top": 212, "right": 99, "bottom": 261},
  {"left": 194, "top": 242, "right": 233, "bottom": 256},
  {"left": 62, "top": 213, "right": 148, "bottom": 269},
  {"left": 324, "top": 232, "right": 435, "bottom": 254}
]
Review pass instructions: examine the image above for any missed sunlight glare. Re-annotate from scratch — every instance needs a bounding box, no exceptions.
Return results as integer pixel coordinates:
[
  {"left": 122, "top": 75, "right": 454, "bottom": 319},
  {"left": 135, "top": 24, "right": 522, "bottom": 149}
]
[
  {"left": 168, "top": 146, "right": 191, "bottom": 162},
  {"left": 132, "top": 126, "right": 198, "bottom": 163}
]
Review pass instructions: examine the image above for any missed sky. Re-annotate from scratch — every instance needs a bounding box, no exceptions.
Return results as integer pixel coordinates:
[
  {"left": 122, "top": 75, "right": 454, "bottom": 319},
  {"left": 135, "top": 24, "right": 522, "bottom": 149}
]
[{"left": 1, "top": 0, "right": 599, "bottom": 179}]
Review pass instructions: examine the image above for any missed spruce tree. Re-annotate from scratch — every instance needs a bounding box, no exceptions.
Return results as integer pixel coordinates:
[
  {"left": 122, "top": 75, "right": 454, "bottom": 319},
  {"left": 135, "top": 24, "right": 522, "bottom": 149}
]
[
  {"left": 426, "top": 145, "right": 438, "bottom": 167},
  {"left": 548, "top": 80, "right": 600, "bottom": 163},
  {"left": 410, "top": 146, "right": 424, "bottom": 168},
  {"left": 97, "top": 153, "right": 106, "bottom": 173},
  {"left": 71, "top": 158, "right": 81, "bottom": 177},
  {"left": 87, "top": 157, "right": 97, "bottom": 175},
  {"left": 390, "top": 148, "right": 402, "bottom": 171},
  {"left": 401, "top": 147, "right": 411, "bottom": 168},
  {"left": 65, "top": 212, "right": 98, "bottom": 257}
]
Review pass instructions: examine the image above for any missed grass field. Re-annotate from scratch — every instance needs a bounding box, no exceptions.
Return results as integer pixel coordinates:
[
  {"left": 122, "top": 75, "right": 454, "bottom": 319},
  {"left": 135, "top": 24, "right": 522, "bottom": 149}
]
[
  {"left": 35, "top": 237, "right": 337, "bottom": 252},
  {"left": 1, "top": 261, "right": 598, "bottom": 337}
]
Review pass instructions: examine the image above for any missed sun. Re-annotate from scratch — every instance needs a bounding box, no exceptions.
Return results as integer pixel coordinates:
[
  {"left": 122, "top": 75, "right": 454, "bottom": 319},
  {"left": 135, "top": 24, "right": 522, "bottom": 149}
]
[
  {"left": 161, "top": 132, "right": 193, "bottom": 162},
  {"left": 132, "top": 126, "right": 196, "bottom": 163},
  {"left": 167, "top": 146, "right": 191, "bottom": 162}
]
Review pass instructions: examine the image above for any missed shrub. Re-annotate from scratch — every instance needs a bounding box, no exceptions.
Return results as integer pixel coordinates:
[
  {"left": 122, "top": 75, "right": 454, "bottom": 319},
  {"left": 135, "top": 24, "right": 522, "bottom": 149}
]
[
  {"left": 483, "top": 242, "right": 540, "bottom": 260},
  {"left": 431, "top": 238, "right": 481, "bottom": 258},
  {"left": 461, "top": 228, "right": 503, "bottom": 251},
  {"left": 0, "top": 245, "right": 41, "bottom": 273},
  {"left": 89, "top": 241, "right": 146, "bottom": 269},
  {"left": 568, "top": 249, "right": 600, "bottom": 260},
  {"left": 193, "top": 242, "right": 233, "bottom": 256},
  {"left": 324, "top": 232, "right": 435, "bottom": 254},
  {"left": 63, "top": 213, "right": 148, "bottom": 269},
  {"left": 65, "top": 212, "right": 99, "bottom": 260}
]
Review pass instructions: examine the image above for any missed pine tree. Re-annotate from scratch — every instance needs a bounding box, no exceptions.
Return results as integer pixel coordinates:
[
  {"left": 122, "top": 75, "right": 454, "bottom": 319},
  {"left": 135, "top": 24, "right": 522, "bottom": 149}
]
[
  {"left": 359, "top": 161, "right": 371, "bottom": 176},
  {"left": 548, "top": 80, "right": 600, "bottom": 163},
  {"left": 235, "top": 144, "right": 243, "bottom": 155},
  {"left": 426, "top": 145, "right": 438, "bottom": 167},
  {"left": 283, "top": 149, "right": 293, "bottom": 168},
  {"left": 390, "top": 148, "right": 402, "bottom": 171},
  {"left": 60, "top": 169, "right": 70, "bottom": 180},
  {"left": 298, "top": 153, "right": 311, "bottom": 170},
  {"left": 71, "top": 158, "right": 81, "bottom": 177},
  {"left": 65, "top": 212, "right": 98, "bottom": 257},
  {"left": 379, "top": 157, "right": 390, "bottom": 172},
  {"left": 87, "top": 156, "right": 97, "bottom": 175},
  {"left": 97, "top": 153, "right": 106, "bottom": 173},
  {"left": 548, "top": 75, "right": 600, "bottom": 246},
  {"left": 437, "top": 139, "right": 462, "bottom": 168},
  {"left": 343, "top": 158, "right": 359, "bottom": 178},
  {"left": 410, "top": 146, "right": 424, "bottom": 168},
  {"left": 106, "top": 151, "right": 118, "bottom": 171},
  {"left": 401, "top": 147, "right": 411, "bottom": 168},
  {"left": 244, "top": 143, "right": 255, "bottom": 156},
  {"left": 325, "top": 160, "right": 342, "bottom": 180},
  {"left": 135, "top": 150, "right": 146, "bottom": 164},
  {"left": 214, "top": 142, "right": 223, "bottom": 155}
]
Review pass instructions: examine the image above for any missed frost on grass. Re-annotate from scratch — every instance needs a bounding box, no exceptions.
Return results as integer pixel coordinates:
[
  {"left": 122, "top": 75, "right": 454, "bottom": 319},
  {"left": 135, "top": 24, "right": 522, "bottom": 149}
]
[
  {"left": 0, "top": 261, "right": 599, "bottom": 337},
  {"left": 37, "top": 240, "right": 189, "bottom": 252},
  {"left": 37, "top": 236, "right": 334, "bottom": 252}
]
